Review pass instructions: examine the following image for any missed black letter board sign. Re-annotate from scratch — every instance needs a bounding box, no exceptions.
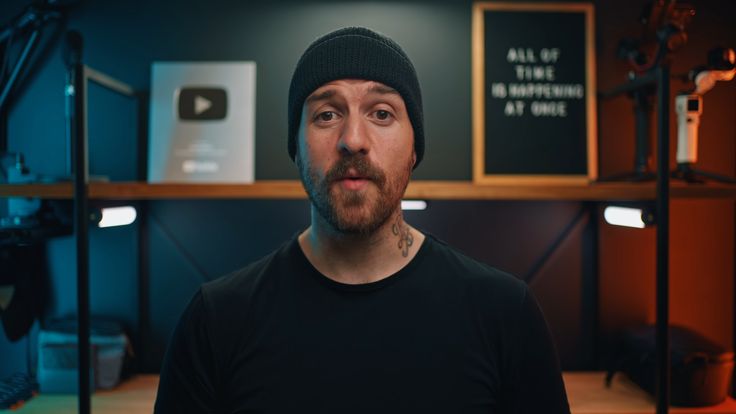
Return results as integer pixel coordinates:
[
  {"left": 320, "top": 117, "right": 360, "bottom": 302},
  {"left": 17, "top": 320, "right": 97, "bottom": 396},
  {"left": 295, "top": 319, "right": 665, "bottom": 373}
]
[{"left": 472, "top": 2, "right": 597, "bottom": 184}]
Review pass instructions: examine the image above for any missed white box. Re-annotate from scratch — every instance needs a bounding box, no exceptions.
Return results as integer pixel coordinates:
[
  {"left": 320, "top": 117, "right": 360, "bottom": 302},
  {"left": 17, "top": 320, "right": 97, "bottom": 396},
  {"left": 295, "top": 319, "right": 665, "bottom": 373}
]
[
  {"left": 37, "top": 329, "right": 128, "bottom": 393},
  {"left": 148, "top": 62, "right": 256, "bottom": 183}
]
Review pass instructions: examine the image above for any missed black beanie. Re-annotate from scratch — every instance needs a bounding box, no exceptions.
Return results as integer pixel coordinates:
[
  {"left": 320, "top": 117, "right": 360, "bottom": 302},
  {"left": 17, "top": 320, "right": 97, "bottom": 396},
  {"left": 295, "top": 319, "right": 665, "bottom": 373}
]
[{"left": 288, "top": 27, "right": 424, "bottom": 168}]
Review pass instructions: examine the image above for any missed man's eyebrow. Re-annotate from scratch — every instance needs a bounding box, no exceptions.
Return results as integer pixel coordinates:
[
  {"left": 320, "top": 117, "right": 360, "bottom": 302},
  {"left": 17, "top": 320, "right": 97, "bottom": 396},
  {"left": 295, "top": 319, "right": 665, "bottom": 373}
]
[
  {"left": 368, "top": 85, "right": 400, "bottom": 96},
  {"left": 306, "top": 89, "right": 335, "bottom": 105},
  {"left": 305, "top": 84, "right": 399, "bottom": 105}
]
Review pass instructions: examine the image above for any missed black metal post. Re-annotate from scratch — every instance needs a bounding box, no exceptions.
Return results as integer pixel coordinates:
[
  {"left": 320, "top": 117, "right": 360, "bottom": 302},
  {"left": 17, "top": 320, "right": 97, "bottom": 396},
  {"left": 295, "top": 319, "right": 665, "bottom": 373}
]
[
  {"left": 136, "top": 201, "right": 150, "bottom": 372},
  {"left": 582, "top": 202, "right": 600, "bottom": 368},
  {"left": 655, "top": 64, "right": 670, "bottom": 414},
  {"left": 136, "top": 91, "right": 150, "bottom": 372},
  {"left": 66, "top": 31, "right": 91, "bottom": 414}
]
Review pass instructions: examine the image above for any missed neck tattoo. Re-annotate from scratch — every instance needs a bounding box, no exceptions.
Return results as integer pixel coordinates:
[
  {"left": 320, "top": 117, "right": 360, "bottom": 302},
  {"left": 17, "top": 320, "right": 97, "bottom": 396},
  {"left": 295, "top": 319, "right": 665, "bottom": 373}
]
[{"left": 391, "top": 215, "right": 414, "bottom": 257}]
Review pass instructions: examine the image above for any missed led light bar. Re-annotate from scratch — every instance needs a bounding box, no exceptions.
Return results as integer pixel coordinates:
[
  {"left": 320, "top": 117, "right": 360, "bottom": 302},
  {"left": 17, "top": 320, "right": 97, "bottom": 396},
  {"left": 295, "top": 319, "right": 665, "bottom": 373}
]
[
  {"left": 603, "top": 206, "right": 646, "bottom": 229},
  {"left": 98, "top": 206, "right": 137, "bottom": 228},
  {"left": 401, "top": 200, "right": 428, "bottom": 211}
]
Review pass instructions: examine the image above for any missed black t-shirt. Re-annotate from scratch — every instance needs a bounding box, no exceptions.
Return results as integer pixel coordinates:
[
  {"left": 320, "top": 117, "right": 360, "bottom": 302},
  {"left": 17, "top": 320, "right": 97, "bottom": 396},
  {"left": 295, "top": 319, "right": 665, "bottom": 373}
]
[{"left": 154, "top": 234, "right": 570, "bottom": 413}]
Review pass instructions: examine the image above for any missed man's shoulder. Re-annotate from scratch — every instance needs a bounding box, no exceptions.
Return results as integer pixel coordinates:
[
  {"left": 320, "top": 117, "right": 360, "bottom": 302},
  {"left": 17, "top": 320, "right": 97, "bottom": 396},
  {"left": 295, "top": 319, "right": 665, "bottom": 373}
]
[
  {"left": 200, "top": 237, "right": 297, "bottom": 303},
  {"left": 423, "top": 234, "right": 528, "bottom": 300}
]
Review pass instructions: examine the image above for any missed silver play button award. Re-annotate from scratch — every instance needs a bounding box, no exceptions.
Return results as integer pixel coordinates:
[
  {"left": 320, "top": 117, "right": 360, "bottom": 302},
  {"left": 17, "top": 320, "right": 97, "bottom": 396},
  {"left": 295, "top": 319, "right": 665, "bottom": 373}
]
[
  {"left": 178, "top": 87, "right": 227, "bottom": 120},
  {"left": 148, "top": 62, "right": 256, "bottom": 183}
]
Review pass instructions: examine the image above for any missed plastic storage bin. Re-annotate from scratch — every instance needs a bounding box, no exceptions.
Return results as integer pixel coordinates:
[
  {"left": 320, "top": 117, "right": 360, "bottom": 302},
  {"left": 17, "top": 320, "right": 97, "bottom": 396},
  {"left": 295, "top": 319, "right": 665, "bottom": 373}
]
[{"left": 37, "top": 318, "right": 128, "bottom": 394}]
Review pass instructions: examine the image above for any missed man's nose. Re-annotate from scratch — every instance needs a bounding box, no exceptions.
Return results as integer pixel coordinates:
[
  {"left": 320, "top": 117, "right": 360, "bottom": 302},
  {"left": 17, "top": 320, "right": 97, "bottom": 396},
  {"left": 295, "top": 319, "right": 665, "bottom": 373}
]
[{"left": 338, "top": 114, "right": 370, "bottom": 155}]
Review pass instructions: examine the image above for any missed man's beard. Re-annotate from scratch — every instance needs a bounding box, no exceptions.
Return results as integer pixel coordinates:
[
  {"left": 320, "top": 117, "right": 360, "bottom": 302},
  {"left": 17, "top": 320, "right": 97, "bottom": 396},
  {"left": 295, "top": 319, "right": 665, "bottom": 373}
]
[{"left": 298, "top": 154, "right": 412, "bottom": 235}]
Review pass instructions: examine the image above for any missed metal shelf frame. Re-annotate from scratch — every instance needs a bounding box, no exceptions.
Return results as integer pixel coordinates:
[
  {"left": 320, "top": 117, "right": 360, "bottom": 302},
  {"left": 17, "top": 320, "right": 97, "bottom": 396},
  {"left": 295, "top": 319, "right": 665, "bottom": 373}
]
[{"left": 66, "top": 31, "right": 140, "bottom": 414}]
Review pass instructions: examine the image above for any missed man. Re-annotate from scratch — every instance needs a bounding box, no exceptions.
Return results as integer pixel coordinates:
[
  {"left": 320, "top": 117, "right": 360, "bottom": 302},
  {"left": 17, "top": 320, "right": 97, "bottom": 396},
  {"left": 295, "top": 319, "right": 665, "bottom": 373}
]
[{"left": 155, "top": 27, "right": 570, "bottom": 413}]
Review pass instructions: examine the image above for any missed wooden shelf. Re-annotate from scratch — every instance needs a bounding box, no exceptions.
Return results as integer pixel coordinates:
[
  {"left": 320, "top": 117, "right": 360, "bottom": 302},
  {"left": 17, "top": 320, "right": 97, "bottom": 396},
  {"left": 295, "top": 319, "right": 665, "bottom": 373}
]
[
  {"left": 14, "top": 373, "right": 736, "bottom": 413},
  {"left": 1, "top": 180, "right": 736, "bottom": 201}
]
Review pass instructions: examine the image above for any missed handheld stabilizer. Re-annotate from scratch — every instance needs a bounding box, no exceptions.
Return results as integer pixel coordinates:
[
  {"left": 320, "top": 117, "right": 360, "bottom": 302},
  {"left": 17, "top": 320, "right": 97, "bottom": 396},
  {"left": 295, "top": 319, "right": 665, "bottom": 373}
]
[{"left": 673, "top": 47, "right": 736, "bottom": 182}]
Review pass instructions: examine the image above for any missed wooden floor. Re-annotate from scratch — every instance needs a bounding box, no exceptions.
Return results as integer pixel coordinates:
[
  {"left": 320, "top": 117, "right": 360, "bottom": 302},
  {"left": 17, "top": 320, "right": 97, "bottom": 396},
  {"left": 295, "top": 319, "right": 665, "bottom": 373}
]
[
  {"left": 13, "top": 375, "right": 158, "bottom": 413},
  {"left": 567, "top": 373, "right": 736, "bottom": 414},
  {"left": 11, "top": 372, "right": 736, "bottom": 413}
]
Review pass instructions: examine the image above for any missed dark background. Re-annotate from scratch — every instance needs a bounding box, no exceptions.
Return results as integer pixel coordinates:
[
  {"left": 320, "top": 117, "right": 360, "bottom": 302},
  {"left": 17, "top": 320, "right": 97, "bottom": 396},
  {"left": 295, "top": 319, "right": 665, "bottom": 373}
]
[{"left": 0, "top": 0, "right": 734, "bottom": 381}]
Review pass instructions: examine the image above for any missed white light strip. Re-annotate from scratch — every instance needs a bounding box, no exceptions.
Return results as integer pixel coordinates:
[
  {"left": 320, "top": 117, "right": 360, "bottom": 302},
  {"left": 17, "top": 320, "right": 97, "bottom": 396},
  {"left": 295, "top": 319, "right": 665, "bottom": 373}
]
[
  {"left": 401, "top": 200, "right": 427, "bottom": 211},
  {"left": 99, "top": 206, "right": 137, "bottom": 228},
  {"left": 603, "top": 206, "right": 645, "bottom": 229}
]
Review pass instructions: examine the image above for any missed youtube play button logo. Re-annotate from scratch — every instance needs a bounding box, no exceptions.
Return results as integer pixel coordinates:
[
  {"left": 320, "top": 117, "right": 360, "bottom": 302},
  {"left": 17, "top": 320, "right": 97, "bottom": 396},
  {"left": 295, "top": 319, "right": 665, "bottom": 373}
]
[{"left": 178, "top": 87, "right": 227, "bottom": 120}]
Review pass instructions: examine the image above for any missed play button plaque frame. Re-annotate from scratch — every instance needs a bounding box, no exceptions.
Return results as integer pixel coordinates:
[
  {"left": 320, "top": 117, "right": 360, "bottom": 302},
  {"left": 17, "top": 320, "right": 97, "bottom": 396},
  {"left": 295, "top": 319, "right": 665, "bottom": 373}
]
[{"left": 148, "top": 61, "right": 256, "bottom": 183}]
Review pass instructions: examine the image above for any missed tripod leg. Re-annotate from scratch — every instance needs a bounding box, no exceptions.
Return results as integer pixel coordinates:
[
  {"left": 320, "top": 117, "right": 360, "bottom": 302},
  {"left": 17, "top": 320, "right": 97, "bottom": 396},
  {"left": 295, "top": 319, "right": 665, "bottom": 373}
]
[{"left": 690, "top": 168, "right": 736, "bottom": 184}]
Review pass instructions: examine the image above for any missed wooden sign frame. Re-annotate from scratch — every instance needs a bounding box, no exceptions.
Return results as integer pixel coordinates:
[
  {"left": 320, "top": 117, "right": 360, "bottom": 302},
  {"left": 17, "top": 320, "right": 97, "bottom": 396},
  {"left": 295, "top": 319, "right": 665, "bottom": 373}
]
[{"left": 472, "top": 2, "right": 597, "bottom": 185}]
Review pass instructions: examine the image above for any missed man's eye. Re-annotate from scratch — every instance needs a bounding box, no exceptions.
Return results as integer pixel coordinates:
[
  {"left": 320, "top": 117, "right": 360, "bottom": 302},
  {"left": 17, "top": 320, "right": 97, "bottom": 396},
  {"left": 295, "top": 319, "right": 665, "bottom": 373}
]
[
  {"left": 375, "top": 110, "right": 392, "bottom": 120},
  {"left": 317, "top": 111, "right": 336, "bottom": 122}
]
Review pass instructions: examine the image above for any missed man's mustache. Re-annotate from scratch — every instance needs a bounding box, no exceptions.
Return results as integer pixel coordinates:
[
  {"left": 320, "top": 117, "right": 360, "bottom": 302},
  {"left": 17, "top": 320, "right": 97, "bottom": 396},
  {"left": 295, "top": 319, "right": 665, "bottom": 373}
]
[{"left": 324, "top": 155, "right": 386, "bottom": 187}]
